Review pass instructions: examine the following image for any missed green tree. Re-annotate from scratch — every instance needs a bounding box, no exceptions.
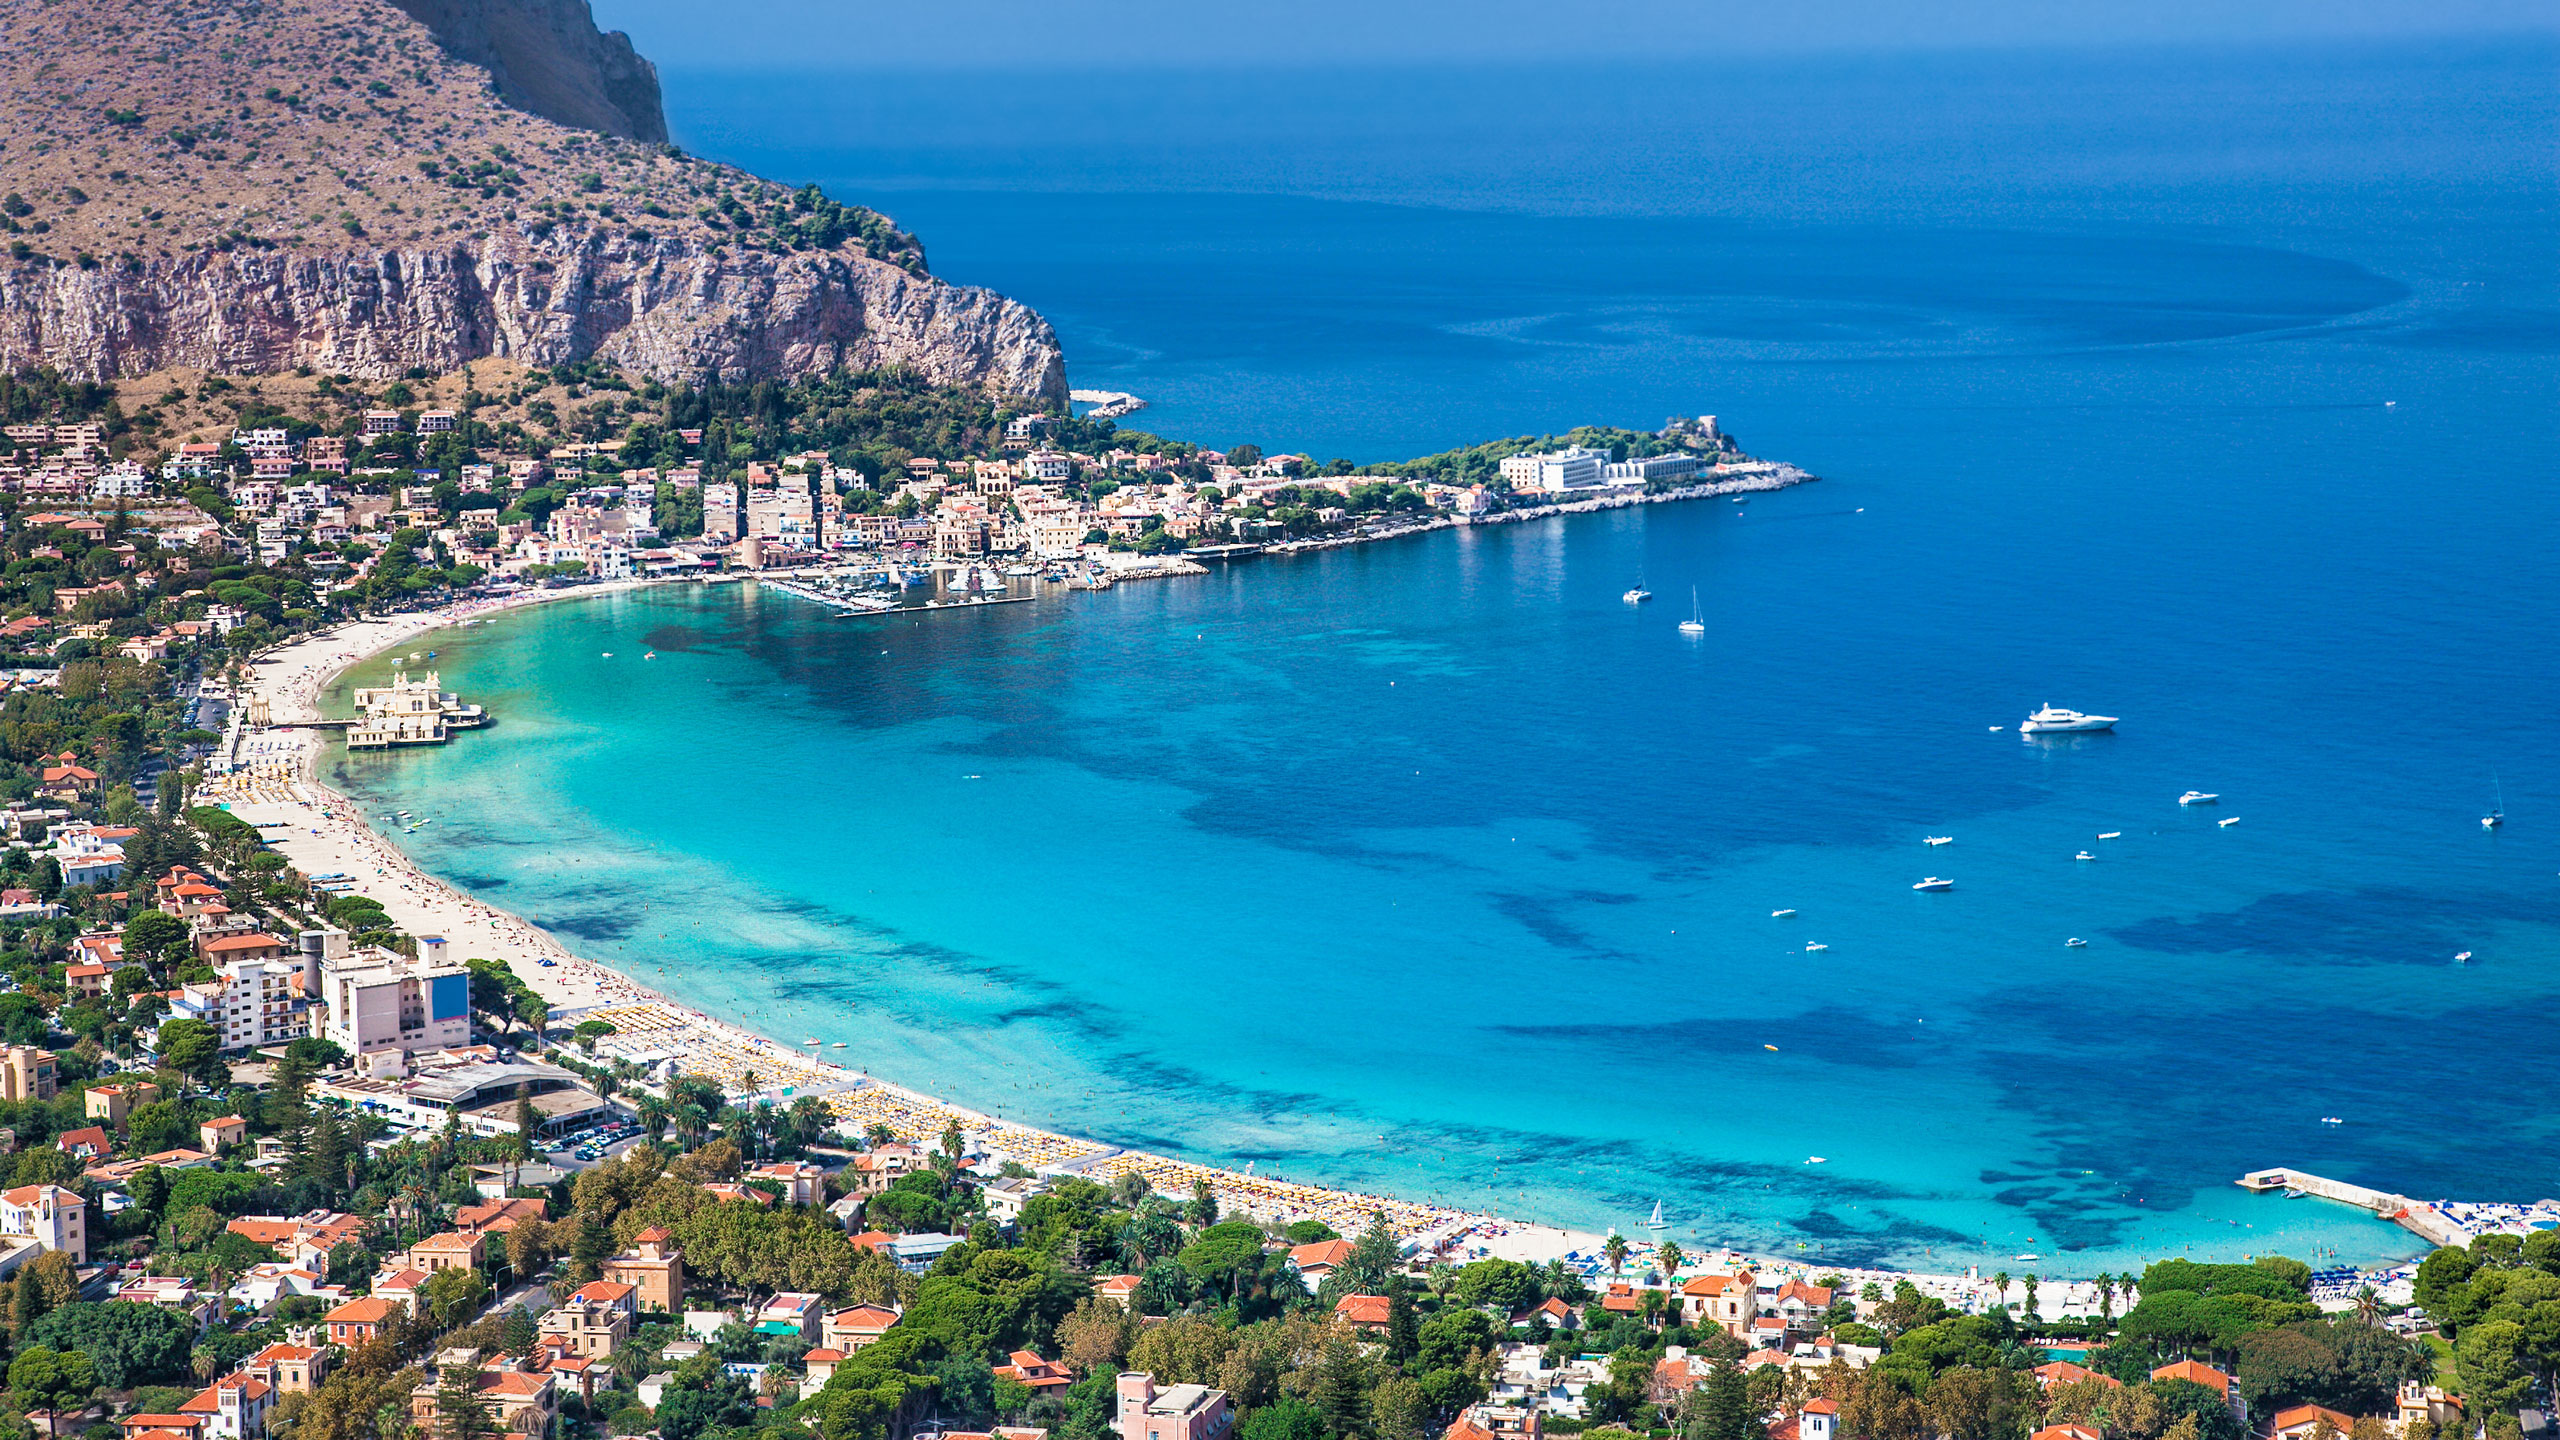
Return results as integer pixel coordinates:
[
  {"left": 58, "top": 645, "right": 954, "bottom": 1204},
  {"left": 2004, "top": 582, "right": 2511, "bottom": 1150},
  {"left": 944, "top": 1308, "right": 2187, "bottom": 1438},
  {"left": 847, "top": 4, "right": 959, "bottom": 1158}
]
[
  {"left": 153, "top": 1017, "right": 227, "bottom": 1088},
  {"left": 437, "top": 1369, "right": 495, "bottom": 1440},
  {"left": 24, "top": 1302, "right": 196, "bottom": 1387},
  {"left": 5, "top": 1346, "right": 98, "bottom": 1411}
]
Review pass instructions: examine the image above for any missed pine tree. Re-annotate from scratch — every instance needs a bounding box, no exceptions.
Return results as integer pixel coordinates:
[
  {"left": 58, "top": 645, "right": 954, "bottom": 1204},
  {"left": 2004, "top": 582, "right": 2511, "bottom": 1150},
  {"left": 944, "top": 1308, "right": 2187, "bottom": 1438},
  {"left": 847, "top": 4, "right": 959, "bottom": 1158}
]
[
  {"left": 1384, "top": 1284, "right": 1419, "bottom": 1367},
  {"left": 302, "top": 1108, "right": 351, "bottom": 1194},
  {"left": 1311, "top": 1337, "right": 1368, "bottom": 1439}
]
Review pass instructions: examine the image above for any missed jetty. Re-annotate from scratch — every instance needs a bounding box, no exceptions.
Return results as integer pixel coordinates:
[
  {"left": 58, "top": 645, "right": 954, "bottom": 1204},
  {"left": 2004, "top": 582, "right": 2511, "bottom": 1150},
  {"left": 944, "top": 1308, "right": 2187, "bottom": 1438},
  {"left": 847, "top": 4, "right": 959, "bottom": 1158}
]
[{"left": 2236, "top": 1168, "right": 2470, "bottom": 1247}]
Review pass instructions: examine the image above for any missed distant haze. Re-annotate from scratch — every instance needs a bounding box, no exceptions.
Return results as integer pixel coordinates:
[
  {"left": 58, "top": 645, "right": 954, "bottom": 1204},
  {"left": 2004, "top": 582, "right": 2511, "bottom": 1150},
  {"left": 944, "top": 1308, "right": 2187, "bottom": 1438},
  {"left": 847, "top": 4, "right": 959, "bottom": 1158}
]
[{"left": 594, "top": 0, "right": 2554, "bottom": 69}]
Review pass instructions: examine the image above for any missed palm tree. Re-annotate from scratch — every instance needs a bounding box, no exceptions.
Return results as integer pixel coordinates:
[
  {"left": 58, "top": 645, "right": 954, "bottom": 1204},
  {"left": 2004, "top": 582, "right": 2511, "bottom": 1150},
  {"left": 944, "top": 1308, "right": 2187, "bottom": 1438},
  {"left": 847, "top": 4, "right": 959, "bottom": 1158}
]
[
  {"left": 2022, "top": 1273, "right": 2040, "bottom": 1318},
  {"left": 2354, "top": 1286, "right": 2382, "bottom": 1326},
  {"left": 1604, "top": 1232, "right": 1629, "bottom": 1277},
  {"left": 1659, "top": 1241, "right": 1686, "bottom": 1284},
  {"left": 1992, "top": 1271, "right": 2011, "bottom": 1308},
  {"left": 2095, "top": 1273, "right": 2117, "bottom": 1322}
]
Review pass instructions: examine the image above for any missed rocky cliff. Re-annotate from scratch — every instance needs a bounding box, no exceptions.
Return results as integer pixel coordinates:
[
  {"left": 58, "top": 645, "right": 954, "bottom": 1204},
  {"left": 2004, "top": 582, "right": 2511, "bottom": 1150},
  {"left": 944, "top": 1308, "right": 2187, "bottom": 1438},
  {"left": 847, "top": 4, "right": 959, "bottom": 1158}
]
[
  {"left": 389, "top": 0, "right": 668, "bottom": 143},
  {"left": 0, "top": 232, "right": 1066, "bottom": 399},
  {"left": 0, "top": 0, "right": 1066, "bottom": 400}
]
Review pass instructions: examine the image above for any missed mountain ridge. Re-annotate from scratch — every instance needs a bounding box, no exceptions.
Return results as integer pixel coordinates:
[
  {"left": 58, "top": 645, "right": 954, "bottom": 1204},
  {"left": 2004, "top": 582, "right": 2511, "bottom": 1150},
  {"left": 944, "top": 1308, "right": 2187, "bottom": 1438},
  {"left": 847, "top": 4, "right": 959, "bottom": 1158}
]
[{"left": 0, "top": 0, "right": 1065, "bottom": 399}]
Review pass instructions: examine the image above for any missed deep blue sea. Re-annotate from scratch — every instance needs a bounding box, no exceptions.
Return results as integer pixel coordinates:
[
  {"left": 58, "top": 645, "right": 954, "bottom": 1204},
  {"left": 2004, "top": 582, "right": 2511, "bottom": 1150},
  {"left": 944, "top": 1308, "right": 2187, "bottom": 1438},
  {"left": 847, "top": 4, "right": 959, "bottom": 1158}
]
[{"left": 325, "top": 40, "right": 2557, "bottom": 1274}]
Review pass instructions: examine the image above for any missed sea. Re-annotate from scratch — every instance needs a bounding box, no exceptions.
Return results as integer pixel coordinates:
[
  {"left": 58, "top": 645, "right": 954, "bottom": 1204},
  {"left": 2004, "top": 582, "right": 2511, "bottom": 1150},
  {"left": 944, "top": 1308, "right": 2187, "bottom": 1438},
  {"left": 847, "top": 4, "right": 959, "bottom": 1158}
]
[{"left": 319, "top": 38, "right": 2558, "bottom": 1276}]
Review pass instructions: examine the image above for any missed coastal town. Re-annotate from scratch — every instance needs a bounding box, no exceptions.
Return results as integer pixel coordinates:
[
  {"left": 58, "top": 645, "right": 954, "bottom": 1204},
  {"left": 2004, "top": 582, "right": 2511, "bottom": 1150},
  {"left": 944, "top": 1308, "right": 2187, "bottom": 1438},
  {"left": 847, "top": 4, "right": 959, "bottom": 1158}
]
[{"left": 0, "top": 364, "right": 2543, "bottom": 1440}]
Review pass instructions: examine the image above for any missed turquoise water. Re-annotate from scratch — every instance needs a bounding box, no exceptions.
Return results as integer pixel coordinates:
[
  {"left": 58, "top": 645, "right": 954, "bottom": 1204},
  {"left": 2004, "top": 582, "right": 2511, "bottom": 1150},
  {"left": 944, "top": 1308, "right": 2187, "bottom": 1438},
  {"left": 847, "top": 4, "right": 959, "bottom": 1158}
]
[{"left": 325, "top": 40, "right": 2558, "bottom": 1275}]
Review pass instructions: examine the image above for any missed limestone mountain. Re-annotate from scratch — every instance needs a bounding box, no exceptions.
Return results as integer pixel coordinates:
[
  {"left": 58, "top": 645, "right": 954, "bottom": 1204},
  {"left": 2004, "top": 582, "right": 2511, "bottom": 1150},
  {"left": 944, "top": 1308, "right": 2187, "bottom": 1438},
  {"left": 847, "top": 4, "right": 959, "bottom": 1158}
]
[{"left": 0, "top": 0, "right": 1065, "bottom": 399}]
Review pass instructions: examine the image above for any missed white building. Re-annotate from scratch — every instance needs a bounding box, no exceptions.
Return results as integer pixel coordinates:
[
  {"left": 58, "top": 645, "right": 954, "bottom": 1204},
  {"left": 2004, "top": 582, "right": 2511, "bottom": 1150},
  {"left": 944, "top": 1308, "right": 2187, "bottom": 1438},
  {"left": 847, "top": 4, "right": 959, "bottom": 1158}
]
[
  {"left": 1025, "top": 449, "right": 1073, "bottom": 483},
  {"left": 1498, "top": 447, "right": 1609, "bottom": 492},
  {"left": 0, "top": 1183, "right": 86, "bottom": 1262},
  {"left": 1600, "top": 453, "right": 1699, "bottom": 484},
  {"left": 172, "top": 957, "right": 307, "bottom": 1053},
  {"left": 318, "top": 949, "right": 472, "bottom": 1059}
]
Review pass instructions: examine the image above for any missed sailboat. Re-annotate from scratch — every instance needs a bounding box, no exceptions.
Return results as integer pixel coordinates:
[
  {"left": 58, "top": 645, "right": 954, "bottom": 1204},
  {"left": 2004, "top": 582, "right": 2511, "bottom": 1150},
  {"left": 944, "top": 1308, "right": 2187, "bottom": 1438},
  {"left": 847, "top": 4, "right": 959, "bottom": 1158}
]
[
  {"left": 1678, "top": 588, "right": 1706, "bottom": 635},
  {"left": 1623, "top": 578, "right": 1652, "bottom": 604},
  {"left": 2483, "top": 771, "right": 2506, "bottom": 829},
  {"left": 1642, "top": 1200, "right": 1670, "bottom": 1231}
]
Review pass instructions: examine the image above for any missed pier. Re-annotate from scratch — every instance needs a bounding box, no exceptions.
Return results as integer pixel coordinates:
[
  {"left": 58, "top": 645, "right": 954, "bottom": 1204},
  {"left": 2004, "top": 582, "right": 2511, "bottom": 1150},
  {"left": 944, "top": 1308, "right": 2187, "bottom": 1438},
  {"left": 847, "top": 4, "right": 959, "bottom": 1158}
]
[
  {"left": 344, "top": 671, "right": 489, "bottom": 750},
  {"left": 2236, "top": 1168, "right": 2470, "bottom": 1247}
]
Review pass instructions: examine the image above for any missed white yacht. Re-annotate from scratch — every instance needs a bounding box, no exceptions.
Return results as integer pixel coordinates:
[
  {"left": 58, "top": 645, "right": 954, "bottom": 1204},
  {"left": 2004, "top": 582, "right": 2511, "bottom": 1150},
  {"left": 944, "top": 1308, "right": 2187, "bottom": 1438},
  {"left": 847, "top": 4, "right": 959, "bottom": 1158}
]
[
  {"left": 2219, "top": 816, "right": 2240, "bottom": 827},
  {"left": 2096, "top": 831, "right": 2122, "bottom": 839},
  {"left": 1924, "top": 835, "right": 1953, "bottom": 846},
  {"left": 2179, "top": 791, "right": 2219, "bottom": 805},
  {"left": 2022, "top": 704, "right": 2117, "bottom": 734},
  {"left": 2064, "top": 937, "right": 2088, "bottom": 948},
  {"left": 1912, "top": 876, "right": 1954, "bottom": 892},
  {"left": 1770, "top": 908, "right": 1797, "bottom": 918},
  {"left": 1803, "top": 941, "right": 1829, "bottom": 953},
  {"left": 1679, "top": 587, "right": 1706, "bottom": 634},
  {"left": 1623, "top": 583, "right": 1652, "bottom": 604},
  {"left": 2074, "top": 851, "right": 2096, "bottom": 861}
]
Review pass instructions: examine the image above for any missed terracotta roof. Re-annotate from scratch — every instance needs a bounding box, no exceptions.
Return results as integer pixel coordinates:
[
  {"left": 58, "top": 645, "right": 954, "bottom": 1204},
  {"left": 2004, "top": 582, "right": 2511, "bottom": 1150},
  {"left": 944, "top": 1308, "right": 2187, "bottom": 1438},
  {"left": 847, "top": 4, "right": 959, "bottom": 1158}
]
[
  {"left": 1289, "top": 1239, "right": 1354, "bottom": 1268},
  {"left": 1803, "top": 1401, "right": 1838, "bottom": 1417},
  {"left": 2270, "top": 1407, "right": 2357, "bottom": 1435},
  {"left": 804, "top": 1349, "right": 845, "bottom": 1363},
  {"left": 1334, "top": 1293, "right": 1393, "bottom": 1326},
  {"left": 1681, "top": 1270, "right": 1755, "bottom": 1296},
  {"left": 629, "top": 1225, "right": 673, "bottom": 1244},
  {"left": 569, "top": 1281, "right": 634, "bottom": 1305},
  {"left": 2151, "top": 1361, "right": 2231, "bottom": 1396},
  {"left": 327, "top": 1298, "right": 395, "bottom": 1322}
]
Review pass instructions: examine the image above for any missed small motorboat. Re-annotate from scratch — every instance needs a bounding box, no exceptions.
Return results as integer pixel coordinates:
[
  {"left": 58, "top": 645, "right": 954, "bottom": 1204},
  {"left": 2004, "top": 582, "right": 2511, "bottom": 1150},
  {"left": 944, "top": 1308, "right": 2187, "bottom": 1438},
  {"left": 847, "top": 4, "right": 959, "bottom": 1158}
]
[
  {"left": 1988, "top": 725, "right": 2005, "bottom": 732},
  {"left": 2219, "top": 816, "right": 2240, "bottom": 827},
  {"left": 1804, "top": 942, "right": 1829, "bottom": 952},
  {"left": 2065, "top": 938, "right": 2088, "bottom": 948},
  {"left": 2074, "top": 851, "right": 2096, "bottom": 861},
  {"left": 803, "top": 1038, "right": 821, "bottom": 1046},
  {"left": 2096, "top": 831, "right": 2122, "bottom": 840},
  {"left": 1622, "top": 584, "right": 1652, "bottom": 604},
  {"left": 2321, "top": 1116, "right": 2345, "bottom": 1125},
  {"left": 831, "top": 1041, "right": 848, "bottom": 1048},
  {"left": 1925, "top": 835, "right": 1953, "bottom": 846},
  {"left": 2454, "top": 951, "right": 2473, "bottom": 963},
  {"left": 1770, "top": 908, "right": 1797, "bottom": 918},
  {"left": 2180, "top": 791, "right": 2219, "bottom": 805},
  {"left": 1913, "top": 876, "right": 1954, "bottom": 892},
  {"left": 1806, "top": 1156, "right": 1827, "bottom": 1164}
]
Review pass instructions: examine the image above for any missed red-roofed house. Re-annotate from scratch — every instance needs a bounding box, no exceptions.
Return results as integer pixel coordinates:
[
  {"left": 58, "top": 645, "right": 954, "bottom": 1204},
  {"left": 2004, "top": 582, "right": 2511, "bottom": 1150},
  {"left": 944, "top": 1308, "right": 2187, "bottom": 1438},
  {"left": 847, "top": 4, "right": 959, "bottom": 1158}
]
[
  {"left": 180, "top": 1372, "right": 275, "bottom": 1440},
  {"left": 1679, "top": 1270, "right": 1757, "bottom": 1336},
  {"left": 454, "top": 1196, "right": 548, "bottom": 1235},
  {"left": 803, "top": 1349, "right": 846, "bottom": 1387},
  {"left": 1769, "top": 1399, "right": 1839, "bottom": 1440},
  {"left": 1094, "top": 1274, "right": 1142, "bottom": 1307},
  {"left": 995, "top": 1351, "right": 1076, "bottom": 1392},
  {"left": 37, "top": 755, "right": 96, "bottom": 802},
  {"left": 1510, "top": 1296, "right": 1576, "bottom": 1330},
  {"left": 2031, "top": 1426, "right": 2100, "bottom": 1440},
  {"left": 2266, "top": 1407, "right": 2357, "bottom": 1440},
  {"left": 822, "top": 1304, "right": 902, "bottom": 1353},
  {"left": 326, "top": 1298, "right": 396, "bottom": 1345},
  {"left": 2150, "top": 1361, "right": 2231, "bottom": 1397},
  {"left": 239, "top": 1344, "right": 330, "bottom": 1395},
  {"left": 1334, "top": 1294, "right": 1393, "bottom": 1333},
  {"left": 55, "top": 1126, "right": 110, "bottom": 1160},
  {"left": 1287, "top": 1238, "right": 1354, "bottom": 1293},
  {"left": 2034, "top": 1361, "right": 2120, "bottom": 1391}
]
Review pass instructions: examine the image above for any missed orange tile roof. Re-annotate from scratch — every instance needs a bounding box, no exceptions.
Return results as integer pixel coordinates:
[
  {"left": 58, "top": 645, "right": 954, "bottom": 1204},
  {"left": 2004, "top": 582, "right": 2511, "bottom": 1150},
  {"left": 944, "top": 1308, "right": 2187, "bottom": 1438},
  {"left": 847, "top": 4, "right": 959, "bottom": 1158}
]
[
  {"left": 328, "top": 1298, "right": 395, "bottom": 1322},
  {"left": 2151, "top": 1361, "right": 2231, "bottom": 1396},
  {"left": 1334, "top": 1293, "right": 1393, "bottom": 1326}
]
